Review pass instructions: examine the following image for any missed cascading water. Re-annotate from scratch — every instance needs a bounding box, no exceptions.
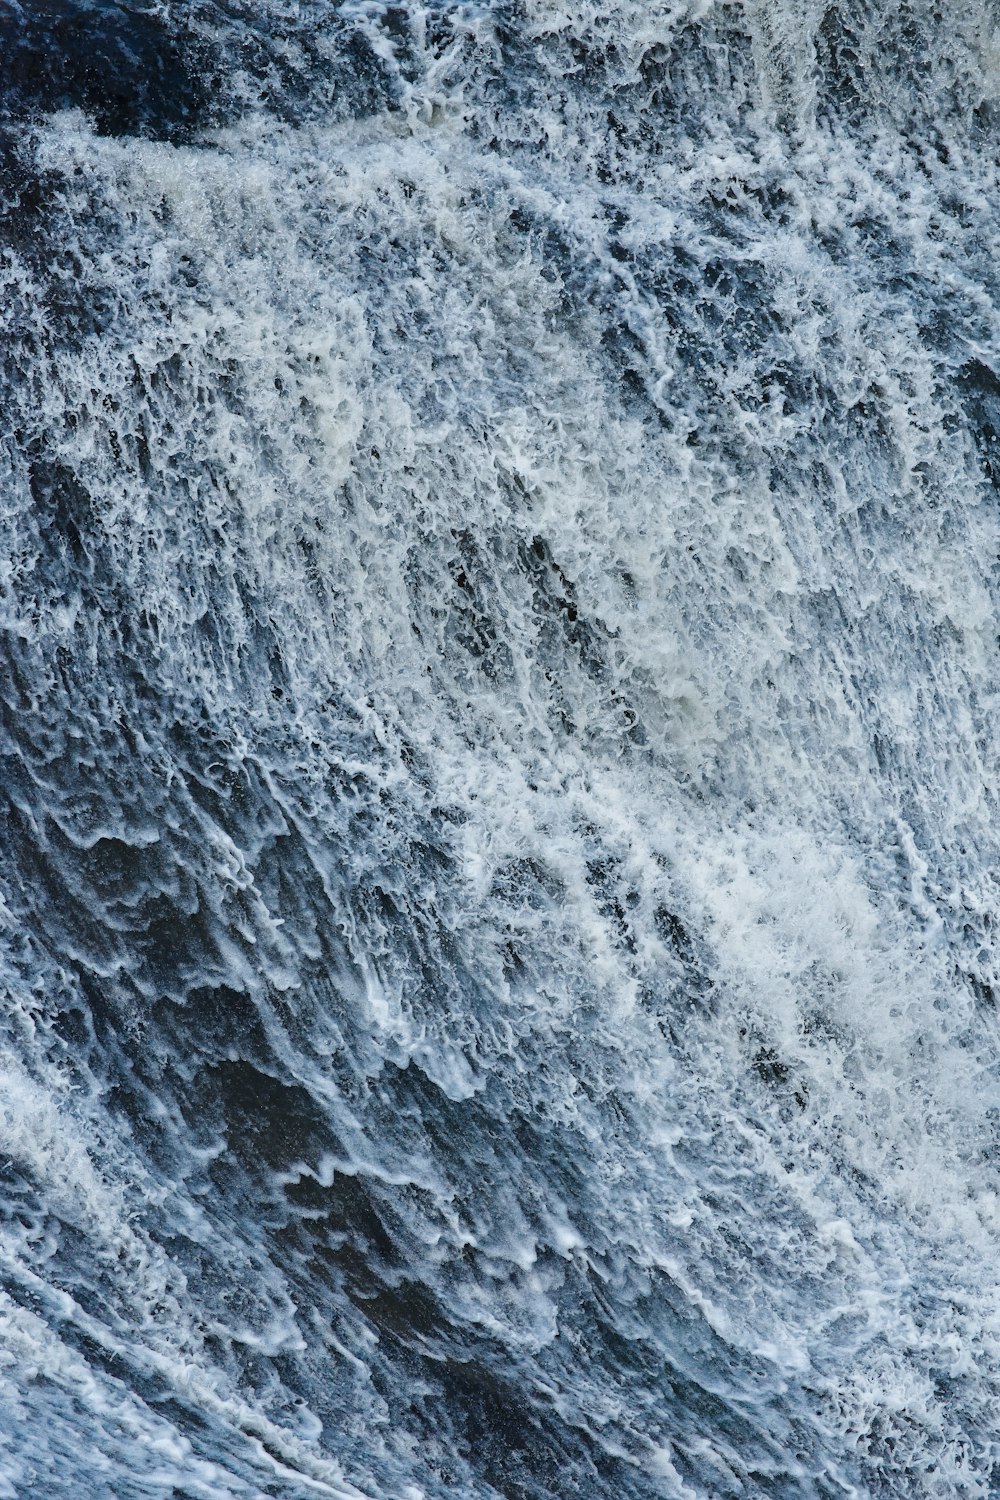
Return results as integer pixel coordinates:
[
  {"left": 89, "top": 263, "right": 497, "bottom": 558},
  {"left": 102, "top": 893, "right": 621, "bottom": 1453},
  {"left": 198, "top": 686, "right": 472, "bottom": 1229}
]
[{"left": 2, "top": 2, "right": 1000, "bottom": 1495}]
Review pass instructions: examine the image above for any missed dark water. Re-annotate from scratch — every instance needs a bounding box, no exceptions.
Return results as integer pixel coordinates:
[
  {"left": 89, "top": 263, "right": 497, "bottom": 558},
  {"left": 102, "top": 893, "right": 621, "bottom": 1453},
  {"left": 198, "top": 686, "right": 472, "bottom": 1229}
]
[{"left": 2, "top": 3, "right": 1000, "bottom": 1496}]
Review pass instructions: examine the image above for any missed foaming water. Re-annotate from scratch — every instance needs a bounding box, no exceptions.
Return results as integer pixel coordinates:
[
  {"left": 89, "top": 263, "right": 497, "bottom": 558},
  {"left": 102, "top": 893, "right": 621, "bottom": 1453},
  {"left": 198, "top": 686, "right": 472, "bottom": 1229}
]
[{"left": 2, "top": 2, "right": 1000, "bottom": 1495}]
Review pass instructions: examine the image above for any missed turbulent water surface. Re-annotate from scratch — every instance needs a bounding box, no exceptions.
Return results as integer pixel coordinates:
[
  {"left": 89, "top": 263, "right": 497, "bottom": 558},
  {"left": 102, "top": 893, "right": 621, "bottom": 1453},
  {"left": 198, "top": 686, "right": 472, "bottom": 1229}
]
[{"left": 3, "top": 1, "right": 1000, "bottom": 1495}]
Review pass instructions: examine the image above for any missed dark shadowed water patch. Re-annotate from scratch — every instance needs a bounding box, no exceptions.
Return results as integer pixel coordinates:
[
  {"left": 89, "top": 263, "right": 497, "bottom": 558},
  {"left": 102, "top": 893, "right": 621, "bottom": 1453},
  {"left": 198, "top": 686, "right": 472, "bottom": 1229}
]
[{"left": 0, "top": 1, "right": 215, "bottom": 140}]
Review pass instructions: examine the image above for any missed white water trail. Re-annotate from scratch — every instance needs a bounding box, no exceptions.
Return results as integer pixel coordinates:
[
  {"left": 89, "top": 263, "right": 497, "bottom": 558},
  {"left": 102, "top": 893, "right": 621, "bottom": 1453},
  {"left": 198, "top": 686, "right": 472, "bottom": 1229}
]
[{"left": 1, "top": 2, "right": 1000, "bottom": 1495}]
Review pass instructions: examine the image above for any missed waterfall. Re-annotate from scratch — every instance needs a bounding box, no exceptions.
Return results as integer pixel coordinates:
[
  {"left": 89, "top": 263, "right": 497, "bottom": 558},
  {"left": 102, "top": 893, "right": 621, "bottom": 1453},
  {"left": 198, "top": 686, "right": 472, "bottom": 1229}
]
[{"left": 1, "top": 3, "right": 1000, "bottom": 1495}]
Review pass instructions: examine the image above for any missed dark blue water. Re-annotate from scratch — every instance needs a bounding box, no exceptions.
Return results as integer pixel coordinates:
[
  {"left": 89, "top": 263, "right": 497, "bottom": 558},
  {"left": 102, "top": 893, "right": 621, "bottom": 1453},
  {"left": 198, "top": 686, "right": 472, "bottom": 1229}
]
[{"left": 2, "top": 3, "right": 1000, "bottom": 1495}]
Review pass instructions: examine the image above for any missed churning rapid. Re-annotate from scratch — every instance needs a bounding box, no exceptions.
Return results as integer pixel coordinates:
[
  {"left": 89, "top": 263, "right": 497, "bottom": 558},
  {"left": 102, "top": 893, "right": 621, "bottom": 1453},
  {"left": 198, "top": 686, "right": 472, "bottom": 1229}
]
[{"left": 3, "top": 2, "right": 1000, "bottom": 1496}]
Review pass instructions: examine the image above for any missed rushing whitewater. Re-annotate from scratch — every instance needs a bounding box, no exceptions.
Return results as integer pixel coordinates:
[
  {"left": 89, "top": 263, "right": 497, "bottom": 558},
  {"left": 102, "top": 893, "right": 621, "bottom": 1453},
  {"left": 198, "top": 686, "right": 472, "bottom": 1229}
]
[{"left": 1, "top": 1, "right": 1000, "bottom": 1495}]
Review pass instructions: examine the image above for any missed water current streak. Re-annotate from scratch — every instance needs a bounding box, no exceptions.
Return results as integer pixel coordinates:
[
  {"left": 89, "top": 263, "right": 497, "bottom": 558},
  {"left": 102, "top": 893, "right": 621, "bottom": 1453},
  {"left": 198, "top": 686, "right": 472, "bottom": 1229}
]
[{"left": 1, "top": 3, "right": 1000, "bottom": 1496}]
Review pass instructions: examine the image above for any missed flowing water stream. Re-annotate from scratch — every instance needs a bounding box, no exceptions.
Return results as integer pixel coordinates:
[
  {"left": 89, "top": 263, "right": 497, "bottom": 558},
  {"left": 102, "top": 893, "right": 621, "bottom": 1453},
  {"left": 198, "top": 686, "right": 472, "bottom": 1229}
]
[{"left": 2, "top": 2, "right": 1000, "bottom": 1495}]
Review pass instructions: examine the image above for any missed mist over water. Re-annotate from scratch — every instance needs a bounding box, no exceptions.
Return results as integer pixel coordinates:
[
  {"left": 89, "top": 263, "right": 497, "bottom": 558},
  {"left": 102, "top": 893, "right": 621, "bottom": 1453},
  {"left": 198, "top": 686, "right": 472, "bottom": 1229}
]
[{"left": 2, "top": 2, "right": 1000, "bottom": 1495}]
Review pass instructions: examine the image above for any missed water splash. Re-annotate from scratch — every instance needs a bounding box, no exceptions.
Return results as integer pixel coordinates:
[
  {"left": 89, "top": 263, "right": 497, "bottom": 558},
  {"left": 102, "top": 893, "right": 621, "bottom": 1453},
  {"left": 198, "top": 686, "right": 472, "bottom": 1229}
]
[{"left": 2, "top": 2, "right": 1000, "bottom": 1495}]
